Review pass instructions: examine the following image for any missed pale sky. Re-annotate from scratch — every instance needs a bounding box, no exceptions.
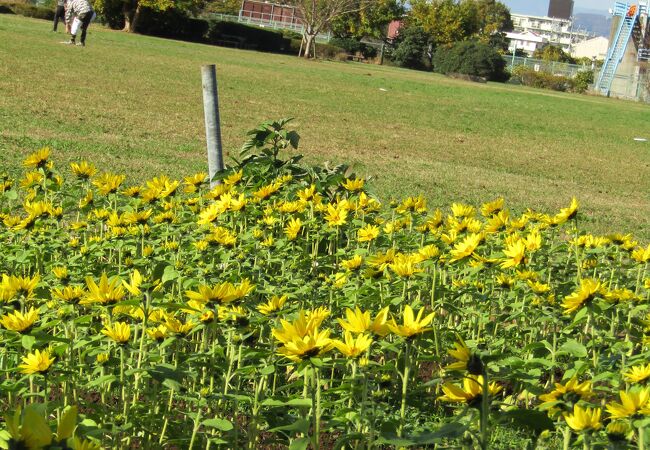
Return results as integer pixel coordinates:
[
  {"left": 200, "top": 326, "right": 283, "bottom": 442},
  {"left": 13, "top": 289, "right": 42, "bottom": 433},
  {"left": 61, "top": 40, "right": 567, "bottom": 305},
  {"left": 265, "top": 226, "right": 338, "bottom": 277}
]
[{"left": 502, "top": 0, "right": 613, "bottom": 15}]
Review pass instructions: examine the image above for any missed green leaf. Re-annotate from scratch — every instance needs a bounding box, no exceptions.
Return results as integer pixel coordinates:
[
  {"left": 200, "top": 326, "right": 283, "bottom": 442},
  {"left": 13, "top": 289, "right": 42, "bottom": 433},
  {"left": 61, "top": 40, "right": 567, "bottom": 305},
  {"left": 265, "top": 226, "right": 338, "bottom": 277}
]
[
  {"left": 571, "top": 307, "right": 589, "bottom": 325},
  {"left": 259, "top": 365, "right": 275, "bottom": 375},
  {"left": 56, "top": 406, "right": 78, "bottom": 440},
  {"left": 202, "top": 418, "right": 233, "bottom": 431},
  {"left": 161, "top": 265, "right": 180, "bottom": 284},
  {"left": 85, "top": 375, "right": 117, "bottom": 389},
  {"left": 286, "top": 398, "right": 312, "bottom": 408},
  {"left": 498, "top": 409, "right": 555, "bottom": 432},
  {"left": 289, "top": 437, "right": 310, "bottom": 450},
  {"left": 268, "top": 418, "right": 310, "bottom": 435},
  {"left": 22, "top": 405, "right": 53, "bottom": 447},
  {"left": 21, "top": 335, "right": 36, "bottom": 350},
  {"left": 558, "top": 339, "right": 587, "bottom": 358}
]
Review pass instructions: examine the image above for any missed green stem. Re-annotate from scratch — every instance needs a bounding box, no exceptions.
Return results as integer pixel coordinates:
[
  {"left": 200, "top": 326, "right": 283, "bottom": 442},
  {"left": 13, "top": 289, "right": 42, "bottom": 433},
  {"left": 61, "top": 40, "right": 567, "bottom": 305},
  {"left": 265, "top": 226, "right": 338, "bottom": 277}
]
[
  {"left": 640, "top": 426, "right": 646, "bottom": 450},
  {"left": 480, "top": 370, "right": 489, "bottom": 450},
  {"left": 189, "top": 407, "right": 202, "bottom": 449},
  {"left": 398, "top": 342, "right": 410, "bottom": 438},
  {"left": 310, "top": 364, "right": 321, "bottom": 450}
]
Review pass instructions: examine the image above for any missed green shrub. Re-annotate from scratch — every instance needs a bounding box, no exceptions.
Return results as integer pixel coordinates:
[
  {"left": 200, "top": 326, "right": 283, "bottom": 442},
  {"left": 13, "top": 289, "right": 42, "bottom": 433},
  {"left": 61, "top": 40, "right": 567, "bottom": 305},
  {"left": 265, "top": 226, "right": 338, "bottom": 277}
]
[
  {"left": 433, "top": 40, "right": 509, "bottom": 82},
  {"left": 573, "top": 70, "right": 594, "bottom": 93},
  {"left": 387, "top": 25, "right": 431, "bottom": 71},
  {"left": 1, "top": 2, "right": 54, "bottom": 20},
  {"left": 205, "top": 20, "right": 291, "bottom": 52},
  {"left": 289, "top": 39, "right": 346, "bottom": 59},
  {"left": 511, "top": 66, "right": 575, "bottom": 92},
  {"left": 135, "top": 8, "right": 210, "bottom": 43},
  {"left": 0, "top": 4, "right": 15, "bottom": 14},
  {"left": 131, "top": 9, "right": 291, "bottom": 53},
  {"left": 315, "top": 42, "right": 346, "bottom": 59},
  {"left": 281, "top": 30, "right": 302, "bottom": 40},
  {"left": 329, "top": 37, "right": 377, "bottom": 58}
]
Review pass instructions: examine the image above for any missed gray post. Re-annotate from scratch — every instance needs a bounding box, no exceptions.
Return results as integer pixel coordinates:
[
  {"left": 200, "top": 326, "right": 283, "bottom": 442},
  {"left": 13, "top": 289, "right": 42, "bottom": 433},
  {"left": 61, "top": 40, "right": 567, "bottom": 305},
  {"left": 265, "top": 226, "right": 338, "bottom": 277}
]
[{"left": 201, "top": 64, "right": 224, "bottom": 187}]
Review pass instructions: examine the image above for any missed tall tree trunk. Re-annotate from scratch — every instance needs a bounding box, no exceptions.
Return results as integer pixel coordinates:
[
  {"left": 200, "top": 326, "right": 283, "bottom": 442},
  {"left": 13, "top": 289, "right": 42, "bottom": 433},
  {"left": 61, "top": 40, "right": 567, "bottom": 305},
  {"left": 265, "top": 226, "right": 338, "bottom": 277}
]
[
  {"left": 123, "top": 8, "right": 134, "bottom": 32},
  {"left": 302, "top": 33, "right": 315, "bottom": 58},
  {"left": 131, "top": 4, "right": 142, "bottom": 33},
  {"left": 122, "top": 0, "right": 139, "bottom": 32}
]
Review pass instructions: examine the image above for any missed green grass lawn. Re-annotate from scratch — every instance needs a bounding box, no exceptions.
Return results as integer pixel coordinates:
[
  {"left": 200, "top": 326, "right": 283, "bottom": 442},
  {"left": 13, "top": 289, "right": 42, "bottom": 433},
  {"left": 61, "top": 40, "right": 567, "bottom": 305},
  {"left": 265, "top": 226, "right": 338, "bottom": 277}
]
[{"left": 1, "top": 14, "right": 648, "bottom": 240}]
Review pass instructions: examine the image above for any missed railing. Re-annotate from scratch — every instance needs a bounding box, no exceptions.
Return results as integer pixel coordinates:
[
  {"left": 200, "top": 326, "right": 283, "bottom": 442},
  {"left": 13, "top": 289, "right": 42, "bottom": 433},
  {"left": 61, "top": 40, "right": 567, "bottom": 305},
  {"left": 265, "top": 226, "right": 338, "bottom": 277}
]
[
  {"left": 639, "top": 48, "right": 650, "bottom": 61},
  {"left": 507, "top": 56, "right": 594, "bottom": 78},
  {"left": 201, "top": 12, "right": 331, "bottom": 42}
]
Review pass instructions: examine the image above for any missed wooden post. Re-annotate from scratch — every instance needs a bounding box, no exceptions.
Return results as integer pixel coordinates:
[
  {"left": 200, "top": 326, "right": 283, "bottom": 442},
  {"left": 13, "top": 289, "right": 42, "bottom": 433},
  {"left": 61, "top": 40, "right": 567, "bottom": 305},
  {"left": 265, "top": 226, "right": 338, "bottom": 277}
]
[{"left": 201, "top": 64, "right": 224, "bottom": 187}]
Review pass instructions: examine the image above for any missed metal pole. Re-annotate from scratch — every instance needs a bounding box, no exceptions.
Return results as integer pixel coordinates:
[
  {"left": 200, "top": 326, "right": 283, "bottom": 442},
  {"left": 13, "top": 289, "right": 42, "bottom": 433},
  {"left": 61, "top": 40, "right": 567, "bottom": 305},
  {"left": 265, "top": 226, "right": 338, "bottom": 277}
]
[{"left": 201, "top": 64, "right": 224, "bottom": 187}]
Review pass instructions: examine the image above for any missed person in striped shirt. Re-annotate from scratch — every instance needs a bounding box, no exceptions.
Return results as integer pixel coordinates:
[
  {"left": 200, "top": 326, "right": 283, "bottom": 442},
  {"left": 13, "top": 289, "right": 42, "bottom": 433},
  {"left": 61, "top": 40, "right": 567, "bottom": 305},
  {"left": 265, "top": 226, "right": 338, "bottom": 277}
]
[{"left": 64, "top": 0, "right": 95, "bottom": 47}]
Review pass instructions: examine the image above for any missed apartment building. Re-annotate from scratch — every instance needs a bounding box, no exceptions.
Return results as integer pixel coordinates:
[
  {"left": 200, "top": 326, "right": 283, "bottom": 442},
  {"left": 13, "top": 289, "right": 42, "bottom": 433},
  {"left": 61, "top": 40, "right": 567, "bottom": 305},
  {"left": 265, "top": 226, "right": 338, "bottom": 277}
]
[{"left": 511, "top": 13, "right": 593, "bottom": 53}]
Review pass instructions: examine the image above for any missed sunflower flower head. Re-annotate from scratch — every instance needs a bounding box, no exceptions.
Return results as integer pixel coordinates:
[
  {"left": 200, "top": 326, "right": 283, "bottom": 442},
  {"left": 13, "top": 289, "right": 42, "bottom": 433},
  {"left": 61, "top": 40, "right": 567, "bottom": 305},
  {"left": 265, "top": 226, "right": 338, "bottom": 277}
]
[
  {"left": 257, "top": 295, "right": 288, "bottom": 315},
  {"left": 0, "top": 307, "right": 39, "bottom": 333},
  {"left": 332, "top": 331, "right": 373, "bottom": 358},
  {"left": 388, "top": 305, "right": 435, "bottom": 339},
  {"left": 438, "top": 375, "right": 502, "bottom": 408},
  {"left": 623, "top": 363, "right": 650, "bottom": 385},
  {"left": 606, "top": 387, "right": 650, "bottom": 420},
  {"left": 23, "top": 148, "right": 51, "bottom": 169},
  {"left": 539, "top": 377, "right": 593, "bottom": 413},
  {"left": 563, "top": 405, "right": 602, "bottom": 432},
  {"left": 19, "top": 349, "right": 55, "bottom": 375},
  {"left": 561, "top": 278, "right": 604, "bottom": 314},
  {"left": 101, "top": 322, "right": 131, "bottom": 344}
]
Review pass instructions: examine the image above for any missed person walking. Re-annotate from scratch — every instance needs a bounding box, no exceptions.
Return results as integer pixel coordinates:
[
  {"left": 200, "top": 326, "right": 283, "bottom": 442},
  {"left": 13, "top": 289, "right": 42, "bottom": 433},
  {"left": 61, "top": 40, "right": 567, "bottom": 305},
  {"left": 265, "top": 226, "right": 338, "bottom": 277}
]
[
  {"left": 64, "top": 0, "right": 95, "bottom": 47},
  {"left": 52, "top": 0, "right": 66, "bottom": 32}
]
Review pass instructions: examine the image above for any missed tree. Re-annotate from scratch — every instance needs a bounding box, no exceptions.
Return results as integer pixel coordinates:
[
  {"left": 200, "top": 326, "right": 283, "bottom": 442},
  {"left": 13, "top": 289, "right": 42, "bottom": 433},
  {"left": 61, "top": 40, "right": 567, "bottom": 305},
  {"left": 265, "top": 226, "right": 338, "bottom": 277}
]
[
  {"left": 410, "top": 0, "right": 512, "bottom": 50},
  {"left": 410, "top": 0, "right": 475, "bottom": 47},
  {"left": 95, "top": 0, "right": 200, "bottom": 32},
  {"left": 389, "top": 24, "right": 432, "bottom": 70},
  {"left": 433, "top": 39, "right": 509, "bottom": 81},
  {"left": 330, "top": 0, "right": 406, "bottom": 40},
  {"left": 533, "top": 44, "right": 575, "bottom": 63},
  {"left": 284, "top": 0, "right": 383, "bottom": 58},
  {"left": 203, "top": 0, "right": 241, "bottom": 15},
  {"left": 474, "top": 0, "right": 512, "bottom": 40}
]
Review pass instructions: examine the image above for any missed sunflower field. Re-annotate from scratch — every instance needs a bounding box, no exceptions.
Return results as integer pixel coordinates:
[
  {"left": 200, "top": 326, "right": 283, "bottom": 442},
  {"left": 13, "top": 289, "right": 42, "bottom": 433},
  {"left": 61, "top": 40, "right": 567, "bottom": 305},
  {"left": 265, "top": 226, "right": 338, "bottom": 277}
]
[{"left": 0, "top": 120, "right": 649, "bottom": 449}]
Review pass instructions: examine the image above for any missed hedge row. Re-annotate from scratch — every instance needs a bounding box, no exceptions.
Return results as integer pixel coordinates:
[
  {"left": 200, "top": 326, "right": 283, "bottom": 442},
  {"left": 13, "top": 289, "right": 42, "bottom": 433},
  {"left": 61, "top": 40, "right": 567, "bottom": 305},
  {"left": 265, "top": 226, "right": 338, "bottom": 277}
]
[
  {"left": 0, "top": 2, "right": 54, "bottom": 20},
  {"left": 0, "top": 3, "right": 345, "bottom": 58},
  {"left": 511, "top": 66, "right": 594, "bottom": 93}
]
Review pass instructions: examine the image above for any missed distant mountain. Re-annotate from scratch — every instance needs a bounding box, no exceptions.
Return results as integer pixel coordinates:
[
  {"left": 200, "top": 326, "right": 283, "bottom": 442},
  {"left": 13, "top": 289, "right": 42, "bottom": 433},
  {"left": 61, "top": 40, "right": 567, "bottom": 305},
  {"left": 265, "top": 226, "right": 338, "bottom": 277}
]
[
  {"left": 573, "top": 13, "right": 612, "bottom": 37},
  {"left": 574, "top": 7, "right": 609, "bottom": 15}
]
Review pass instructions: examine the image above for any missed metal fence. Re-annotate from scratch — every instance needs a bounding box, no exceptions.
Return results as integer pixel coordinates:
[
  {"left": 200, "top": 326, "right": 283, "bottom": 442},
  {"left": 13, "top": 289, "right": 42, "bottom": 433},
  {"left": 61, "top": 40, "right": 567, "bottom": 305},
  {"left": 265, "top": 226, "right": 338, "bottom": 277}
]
[
  {"left": 506, "top": 55, "right": 650, "bottom": 102},
  {"left": 202, "top": 13, "right": 331, "bottom": 43},
  {"left": 506, "top": 55, "right": 594, "bottom": 78}
]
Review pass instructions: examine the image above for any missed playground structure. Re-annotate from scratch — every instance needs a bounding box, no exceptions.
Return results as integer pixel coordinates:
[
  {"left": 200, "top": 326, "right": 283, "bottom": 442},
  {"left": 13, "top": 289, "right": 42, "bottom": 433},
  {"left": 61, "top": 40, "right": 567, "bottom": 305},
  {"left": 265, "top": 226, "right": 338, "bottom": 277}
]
[{"left": 596, "top": 1, "right": 650, "bottom": 98}]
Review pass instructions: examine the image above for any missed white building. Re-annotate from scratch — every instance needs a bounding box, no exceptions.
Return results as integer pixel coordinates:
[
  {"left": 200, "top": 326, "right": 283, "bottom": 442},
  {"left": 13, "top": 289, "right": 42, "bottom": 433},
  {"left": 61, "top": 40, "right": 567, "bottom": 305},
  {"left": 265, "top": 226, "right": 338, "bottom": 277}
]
[
  {"left": 572, "top": 36, "right": 610, "bottom": 60},
  {"left": 511, "top": 13, "right": 594, "bottom": 53},
  {"left": 505, "top": 31, "right": 547, "bottom": 55}
]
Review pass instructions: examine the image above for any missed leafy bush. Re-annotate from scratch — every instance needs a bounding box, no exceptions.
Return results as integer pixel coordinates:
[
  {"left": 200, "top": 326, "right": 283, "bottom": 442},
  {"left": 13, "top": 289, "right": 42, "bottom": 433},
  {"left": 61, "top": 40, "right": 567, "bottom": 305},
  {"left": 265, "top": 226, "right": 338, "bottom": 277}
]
[
  {"left": 110, "top": 8, "right": 291, "bottom": 53},
  {"left": 0, "top": 2, "right": 54, "bottom": 20},
  {"left": 136, "top": 7, "right": 209, "bottom": 43},
  {"left": 511, "top": 66, "right": 575, "bottom": 92},
  {"left": 573, "top": 70, "right": 595, "bottom": 93},
  {"left": 387, "top": 25, "right": 431, "bottom": 71},
  {"left": 533, "top": 44, "right": 576, "bottom": 63},
  {"left": 205, "top": 20, "right": 291, "bottom": 52},
  {"left": 329, "top": 37, "right": 378, "bottom": 58},
  {"left": 289, "top": 39, "right": 346, "bottom": 59},
  {"left": 433, "top": 40, "right": 509, "bottom": 82}
]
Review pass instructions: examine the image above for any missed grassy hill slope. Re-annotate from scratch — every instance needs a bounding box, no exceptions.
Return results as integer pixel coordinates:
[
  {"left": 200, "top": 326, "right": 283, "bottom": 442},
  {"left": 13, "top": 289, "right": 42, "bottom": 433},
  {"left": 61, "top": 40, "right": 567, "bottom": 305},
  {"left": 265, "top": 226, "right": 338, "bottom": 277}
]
[{"left": 0, "top": 14, "right": 648, "bottom": 239}]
